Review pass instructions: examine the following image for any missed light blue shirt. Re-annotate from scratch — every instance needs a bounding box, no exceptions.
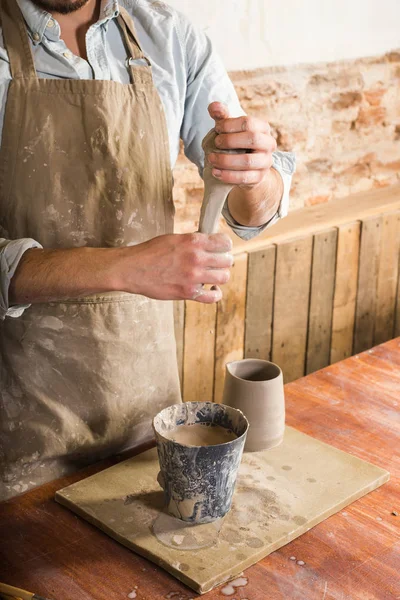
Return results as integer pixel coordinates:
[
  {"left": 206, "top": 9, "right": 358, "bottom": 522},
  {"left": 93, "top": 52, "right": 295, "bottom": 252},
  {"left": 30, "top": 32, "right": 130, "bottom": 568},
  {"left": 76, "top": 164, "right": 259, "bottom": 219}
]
[{"left": 0, "top": 0, "right": 295, "bottom": 318}]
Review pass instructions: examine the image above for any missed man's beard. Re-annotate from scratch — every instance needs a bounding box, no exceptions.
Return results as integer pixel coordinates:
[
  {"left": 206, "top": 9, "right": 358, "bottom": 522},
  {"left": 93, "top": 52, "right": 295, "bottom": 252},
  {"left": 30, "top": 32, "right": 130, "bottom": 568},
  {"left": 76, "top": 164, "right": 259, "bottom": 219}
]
[{"left": 31, "top": 0, "right": 91, "bottom": 14}]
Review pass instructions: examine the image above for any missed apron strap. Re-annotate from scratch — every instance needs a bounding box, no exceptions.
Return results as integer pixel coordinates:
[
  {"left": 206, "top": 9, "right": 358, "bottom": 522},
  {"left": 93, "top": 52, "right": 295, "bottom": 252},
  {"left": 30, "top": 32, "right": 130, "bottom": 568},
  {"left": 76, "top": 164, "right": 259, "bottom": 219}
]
[
  {"left": 0, "top": 0, "right": 37, "bottom": 80},
  {"left": 117, "top": 7, "right": 153, "bottom": 85}
]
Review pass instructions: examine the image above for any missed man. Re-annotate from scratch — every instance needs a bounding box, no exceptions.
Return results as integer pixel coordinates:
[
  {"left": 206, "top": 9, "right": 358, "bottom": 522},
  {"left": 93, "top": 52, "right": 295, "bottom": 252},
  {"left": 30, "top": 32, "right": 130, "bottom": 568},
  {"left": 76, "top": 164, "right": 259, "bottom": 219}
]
[{"left": 0, "top": 0, "right": 295, "bottom": 500}]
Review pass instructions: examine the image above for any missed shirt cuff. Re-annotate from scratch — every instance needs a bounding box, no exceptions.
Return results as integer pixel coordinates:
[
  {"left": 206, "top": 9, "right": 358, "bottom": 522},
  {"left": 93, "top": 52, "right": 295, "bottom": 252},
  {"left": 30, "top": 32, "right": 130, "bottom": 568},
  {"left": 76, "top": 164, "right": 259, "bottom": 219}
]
[
  {"left": 0, "top": 238, "right": 43, "bottom": 319},
  {"left": 222, "top": 150, "right": 296, "bottom": 241}
]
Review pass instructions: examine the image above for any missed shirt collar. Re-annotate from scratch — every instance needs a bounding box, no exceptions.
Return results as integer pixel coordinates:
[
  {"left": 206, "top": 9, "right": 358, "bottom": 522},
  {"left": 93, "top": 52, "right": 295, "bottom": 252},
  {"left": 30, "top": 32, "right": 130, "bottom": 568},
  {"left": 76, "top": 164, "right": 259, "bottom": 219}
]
[{"left": 16, "top": 0, "right": 120, "bottom": 46}]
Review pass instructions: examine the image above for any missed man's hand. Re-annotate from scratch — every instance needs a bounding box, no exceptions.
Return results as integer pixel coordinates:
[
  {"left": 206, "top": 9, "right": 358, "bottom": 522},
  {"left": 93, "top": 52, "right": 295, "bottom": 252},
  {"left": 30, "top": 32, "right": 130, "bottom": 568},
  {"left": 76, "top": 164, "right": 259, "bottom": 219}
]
[
  {"left": 207, "top": 102, "right": 277, "bottom": 187},
  {"left": 10, "top": 233, "right": 233, "bottom": 306},
  {"left": 115, "top": 232, "right": 233, "bottom": 304},
  {"left": 207, "top": 102, "right": 284, "bottom": 227}
]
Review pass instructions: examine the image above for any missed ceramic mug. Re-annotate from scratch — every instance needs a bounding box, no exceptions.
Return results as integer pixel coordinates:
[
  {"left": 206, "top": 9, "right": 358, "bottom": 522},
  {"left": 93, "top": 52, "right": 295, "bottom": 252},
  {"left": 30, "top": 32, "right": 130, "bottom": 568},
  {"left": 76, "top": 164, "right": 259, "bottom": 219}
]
[{"left": 222, "top": 359, "right": 285, "bottom": 452}]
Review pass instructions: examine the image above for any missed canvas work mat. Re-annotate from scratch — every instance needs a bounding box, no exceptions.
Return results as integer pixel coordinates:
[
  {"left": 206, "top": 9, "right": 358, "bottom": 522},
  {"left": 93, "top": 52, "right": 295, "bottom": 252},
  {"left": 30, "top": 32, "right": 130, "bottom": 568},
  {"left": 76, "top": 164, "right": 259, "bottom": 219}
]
[{"left": 55, "top": 426, "right": 389, "bottom": 594}]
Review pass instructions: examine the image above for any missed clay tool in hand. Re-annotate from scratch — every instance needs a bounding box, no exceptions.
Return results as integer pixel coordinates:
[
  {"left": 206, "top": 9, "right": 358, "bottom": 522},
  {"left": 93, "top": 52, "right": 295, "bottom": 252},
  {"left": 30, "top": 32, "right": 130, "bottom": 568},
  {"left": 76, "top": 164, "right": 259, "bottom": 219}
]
[
  {"left": 197, "top": 130, "right": 247, "bottom": 295},
  {"left": 0, "top": 582, "right": 52, "bottom": 600},
  {"left": 198, "top": 129, "right": 245, "bottom": 234}
]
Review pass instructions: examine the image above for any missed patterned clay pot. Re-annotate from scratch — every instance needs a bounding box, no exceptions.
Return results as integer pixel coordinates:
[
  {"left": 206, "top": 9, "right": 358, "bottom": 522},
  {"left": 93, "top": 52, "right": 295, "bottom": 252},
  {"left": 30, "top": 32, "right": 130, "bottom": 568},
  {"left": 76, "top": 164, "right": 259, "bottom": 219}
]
[{"left": 153, "top": 402, "right": 248, "bottom": 524}]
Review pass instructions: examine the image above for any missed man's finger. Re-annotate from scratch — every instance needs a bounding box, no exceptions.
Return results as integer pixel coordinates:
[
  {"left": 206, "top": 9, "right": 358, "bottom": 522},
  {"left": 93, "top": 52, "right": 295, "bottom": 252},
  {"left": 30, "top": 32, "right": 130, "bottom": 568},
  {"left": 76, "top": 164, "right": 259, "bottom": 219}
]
[
  {"left": 208, "top": 151, "right": 272, "bottom": 171},
  {"left": 215, "top": 115, "right": 270, "bottom": 135},
  {"left": 191, "top": 285, "right": 223, "bottom": 304},
  {"left": 197, "top": 251, "right": 234, "bottom": 268},
  {"left": 215, "top": 131, "right": 277, "bottom": 152},
  {"left": 208, "top": 101, "right": 230, "bottom": 122},
  {"left": 211, "top": 168, "right": 266, "bottom": 186},
  {"left": 199, "top": 268, "right": 231, "bottom": 286},
  {"left": 203, "top": 232, "right": 233, "bottom": 253}
]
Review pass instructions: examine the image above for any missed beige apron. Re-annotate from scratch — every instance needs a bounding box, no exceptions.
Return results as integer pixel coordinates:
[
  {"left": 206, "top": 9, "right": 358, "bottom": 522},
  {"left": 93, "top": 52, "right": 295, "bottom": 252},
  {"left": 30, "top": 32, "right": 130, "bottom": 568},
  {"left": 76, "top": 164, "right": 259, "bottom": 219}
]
[{"left": 0, "top": 0, "right": 181, "bottom": 501}]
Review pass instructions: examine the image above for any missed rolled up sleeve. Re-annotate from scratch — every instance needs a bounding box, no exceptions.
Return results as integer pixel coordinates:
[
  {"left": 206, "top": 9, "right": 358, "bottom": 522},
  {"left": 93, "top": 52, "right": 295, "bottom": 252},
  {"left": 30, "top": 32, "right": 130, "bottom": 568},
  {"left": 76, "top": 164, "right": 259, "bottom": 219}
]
[
  {"left": 222, "top": 150, "right": 296, "bottom": 240},
  {"left": 0, "top": 238, "right": 42, "bottom": 319}
]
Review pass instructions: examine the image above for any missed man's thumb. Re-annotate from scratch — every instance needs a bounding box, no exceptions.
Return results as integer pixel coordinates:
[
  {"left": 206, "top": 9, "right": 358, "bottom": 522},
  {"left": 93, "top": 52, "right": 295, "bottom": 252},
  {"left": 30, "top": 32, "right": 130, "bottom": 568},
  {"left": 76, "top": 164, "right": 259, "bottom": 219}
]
[{"left": 208, "top": 101, "right": 230, "bottom": 121}]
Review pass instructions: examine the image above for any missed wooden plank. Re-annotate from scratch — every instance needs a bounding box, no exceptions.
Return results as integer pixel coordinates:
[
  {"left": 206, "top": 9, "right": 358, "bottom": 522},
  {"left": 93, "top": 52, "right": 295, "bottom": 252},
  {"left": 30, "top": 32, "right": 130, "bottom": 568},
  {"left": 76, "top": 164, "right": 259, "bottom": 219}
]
[
  {"left": 331, "top": 222, "right": 361, "bottom": 364},
  {"left": 173, "top": 301, "right": 185, "bottom": 392},
  {"left": 244, "top": 245, "right": 276, "bottom": 360},
  {"left": 354, "top": 216, "right": 382, "bottom": 354},
  {"left": 374, "top": 211, "right": 400, "bottom": 345},
  {"left": 214, "top": 253, "right": 248, "bottom": 403},
  {"left": 272, "top": 236, "right": 313, "bottom": 383},
  {"left": 182, "top": 301, "right": 216, "bottom": 403},
  {"left": 306, "top": 228, "right": 338, "bottom": 374},
  {"left": 227, "top": 183, "right": 400, "bottom": 255}
]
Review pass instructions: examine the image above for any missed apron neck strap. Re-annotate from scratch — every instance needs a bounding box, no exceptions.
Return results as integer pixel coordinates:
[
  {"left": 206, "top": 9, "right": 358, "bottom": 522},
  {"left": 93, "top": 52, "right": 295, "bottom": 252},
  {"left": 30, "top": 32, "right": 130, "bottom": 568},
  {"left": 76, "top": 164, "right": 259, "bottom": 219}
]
[
  {"left": 1, "top": 0, "right": 37, "bottom": 80},
  {"left": 117, "top": 7, "right": 153, "bottom": 83},
  {"left": 117, "top": 7, "right": 145, "bottom": 61}
]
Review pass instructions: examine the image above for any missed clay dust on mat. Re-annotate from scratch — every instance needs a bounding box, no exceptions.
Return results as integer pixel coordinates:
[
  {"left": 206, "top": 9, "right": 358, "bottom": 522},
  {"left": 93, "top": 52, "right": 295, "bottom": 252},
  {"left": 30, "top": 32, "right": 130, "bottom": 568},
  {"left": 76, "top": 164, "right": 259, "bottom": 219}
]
[
  {"left": 153, "top": 512, "right": 223, "bottom": 550},
  {"left": 221, "top": 576, "right": 248, "bottom": 596}
]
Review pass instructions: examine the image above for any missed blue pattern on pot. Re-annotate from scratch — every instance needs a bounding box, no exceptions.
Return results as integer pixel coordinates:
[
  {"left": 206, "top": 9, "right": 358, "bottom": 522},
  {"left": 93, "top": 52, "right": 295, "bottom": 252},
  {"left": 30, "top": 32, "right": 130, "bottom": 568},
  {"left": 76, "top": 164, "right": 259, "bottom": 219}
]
[{"left": 153, "top": 402, "right": 249, "bottom": 524}]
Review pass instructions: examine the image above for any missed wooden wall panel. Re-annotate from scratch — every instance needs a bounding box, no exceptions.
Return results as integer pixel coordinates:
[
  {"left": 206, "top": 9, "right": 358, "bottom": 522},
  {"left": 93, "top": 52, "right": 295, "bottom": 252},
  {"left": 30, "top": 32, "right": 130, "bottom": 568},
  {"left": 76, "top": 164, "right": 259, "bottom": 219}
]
[
  {"left": 306, "top": 229, "right": 338, "bottom": 374},
  {"left": 374, "top": 211, "right": 400, "bottom": 345},
  {"left": 330, "top": 222, "right": 361, "bottom": 364},
  {"left": 183, "top": 302, "right": 216, "bottom": 403},
  {"left": 354, "top": 216, "right": 382, "bottom": 354},
  {"left": 244, "top": 245, "right": 276, "bottom": 360},
  {"left": 272, "top": 237, "right": 313, "bottom": 383},
  {"left": 179, "top": 190, "right": 400, "bottom": 397},
  {"left": 214, "top": 253, "right": 248, "bottom": 403},
  {"left": 173, "top": 301, "right": 185, "bottom": 391}
]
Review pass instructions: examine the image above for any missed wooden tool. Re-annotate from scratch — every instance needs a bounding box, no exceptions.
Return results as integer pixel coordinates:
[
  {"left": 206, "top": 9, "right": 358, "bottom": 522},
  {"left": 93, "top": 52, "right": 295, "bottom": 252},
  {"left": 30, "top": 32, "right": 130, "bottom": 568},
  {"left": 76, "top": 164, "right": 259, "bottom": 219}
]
[{"left": 0, "top": 583, "right": 51, "bottom": 600}]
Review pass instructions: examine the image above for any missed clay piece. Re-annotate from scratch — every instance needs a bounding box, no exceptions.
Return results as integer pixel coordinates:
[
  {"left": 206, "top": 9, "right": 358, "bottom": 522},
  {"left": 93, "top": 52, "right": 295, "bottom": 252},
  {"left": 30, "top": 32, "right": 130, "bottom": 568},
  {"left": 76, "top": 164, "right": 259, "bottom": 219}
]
[
  {"left": 153, "top": 402, "right": 248, "bottom": 523},
  {"left": 55, "top": 426, "right": 389, "bottom": 594},
  {"left": 198, "top": 129, "right": 242, "bottom": 234},
  {"left": 223, "top": 359, "right": 285, "bottom": 452}
]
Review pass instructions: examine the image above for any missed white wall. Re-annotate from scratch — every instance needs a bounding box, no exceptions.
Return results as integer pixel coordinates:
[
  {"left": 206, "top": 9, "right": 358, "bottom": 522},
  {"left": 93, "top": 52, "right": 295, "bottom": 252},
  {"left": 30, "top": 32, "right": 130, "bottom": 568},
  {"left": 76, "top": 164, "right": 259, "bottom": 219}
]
[{"left": 167, "top": 0, "right": 400, "bottom": 71}]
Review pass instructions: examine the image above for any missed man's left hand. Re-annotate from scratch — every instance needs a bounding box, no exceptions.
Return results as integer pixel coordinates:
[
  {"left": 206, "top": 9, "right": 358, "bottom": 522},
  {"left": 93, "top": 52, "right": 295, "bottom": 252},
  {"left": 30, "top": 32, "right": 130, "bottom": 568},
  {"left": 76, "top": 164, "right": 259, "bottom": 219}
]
[{"left": 207, "top": 101, "right": 277, "bottom": 188}]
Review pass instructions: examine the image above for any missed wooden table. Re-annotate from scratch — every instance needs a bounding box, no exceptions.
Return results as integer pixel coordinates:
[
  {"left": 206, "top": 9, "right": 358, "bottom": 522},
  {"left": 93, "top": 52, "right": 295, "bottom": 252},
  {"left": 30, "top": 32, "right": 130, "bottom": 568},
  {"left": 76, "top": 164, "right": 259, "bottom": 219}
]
[{"left": 1, "top": 339, "right": 399, "bottom": 600}]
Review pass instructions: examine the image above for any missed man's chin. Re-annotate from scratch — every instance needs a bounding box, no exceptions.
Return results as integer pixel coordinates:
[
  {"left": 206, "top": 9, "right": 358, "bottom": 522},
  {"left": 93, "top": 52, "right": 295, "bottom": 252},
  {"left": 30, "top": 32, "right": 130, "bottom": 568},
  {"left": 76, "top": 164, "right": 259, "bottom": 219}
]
[{"left": 31, "top": 0, "right": 91, "bottom": 14}]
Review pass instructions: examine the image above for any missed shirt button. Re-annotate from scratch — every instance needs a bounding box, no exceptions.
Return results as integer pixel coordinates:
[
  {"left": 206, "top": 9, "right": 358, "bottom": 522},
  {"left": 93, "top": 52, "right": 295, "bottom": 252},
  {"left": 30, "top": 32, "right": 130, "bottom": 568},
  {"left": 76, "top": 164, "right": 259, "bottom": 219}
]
[
  {"left": 32, "top": 32, "right": 40, "bottom": 42},
  {"left": 63, "top": 51, "right": 72, "bottom": 59},
  {"left": 47, "top": 18, "right": 55, "bottom": 28}
]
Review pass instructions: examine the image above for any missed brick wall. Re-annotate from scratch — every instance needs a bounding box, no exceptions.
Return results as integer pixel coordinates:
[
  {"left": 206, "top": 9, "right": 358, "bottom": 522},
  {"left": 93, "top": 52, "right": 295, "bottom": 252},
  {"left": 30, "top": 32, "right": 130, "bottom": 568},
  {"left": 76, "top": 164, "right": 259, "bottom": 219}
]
[{"left": 173, "top": 51, "right": 400, "bottom": 234}]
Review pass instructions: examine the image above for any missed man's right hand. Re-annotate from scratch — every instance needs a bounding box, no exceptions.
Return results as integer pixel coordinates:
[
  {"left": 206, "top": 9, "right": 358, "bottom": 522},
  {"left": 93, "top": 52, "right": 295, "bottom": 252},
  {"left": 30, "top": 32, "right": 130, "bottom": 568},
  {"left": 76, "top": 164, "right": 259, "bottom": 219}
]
[
  {"left": 114, "top": 232, "right": 233, "bottom": 304},
  {"left": 9, "top": 233, "right": 234, "bottom": 307}
]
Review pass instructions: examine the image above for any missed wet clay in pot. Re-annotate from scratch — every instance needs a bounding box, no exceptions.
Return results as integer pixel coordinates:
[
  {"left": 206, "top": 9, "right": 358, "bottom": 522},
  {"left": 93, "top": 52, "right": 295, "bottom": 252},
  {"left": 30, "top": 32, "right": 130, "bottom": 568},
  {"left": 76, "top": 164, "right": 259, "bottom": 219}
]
[
  {"left": 165, "top": 423, "right": 238, "bottom": 446},
  {"left": 222, "top": 359, "right": 285, "bottom": 452}
]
